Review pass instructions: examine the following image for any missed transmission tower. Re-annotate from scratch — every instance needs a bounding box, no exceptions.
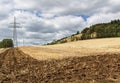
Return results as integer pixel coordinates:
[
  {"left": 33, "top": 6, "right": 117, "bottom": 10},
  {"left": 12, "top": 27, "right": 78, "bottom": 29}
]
[{"left": 10, "top": 16, "right": 21, "bottom": 47}]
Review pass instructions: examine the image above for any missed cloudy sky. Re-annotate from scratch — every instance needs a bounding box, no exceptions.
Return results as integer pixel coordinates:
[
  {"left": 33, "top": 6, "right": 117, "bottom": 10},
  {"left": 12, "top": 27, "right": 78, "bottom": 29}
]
[{"left": 0, "top": 0, "right": 120, "bottom": 46}]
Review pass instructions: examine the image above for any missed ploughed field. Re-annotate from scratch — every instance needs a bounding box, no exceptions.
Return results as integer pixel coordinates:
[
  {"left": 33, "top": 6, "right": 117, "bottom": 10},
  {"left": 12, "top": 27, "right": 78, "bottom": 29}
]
[{"left": 0, "top": 37, "right": 120, "bottom": 82}]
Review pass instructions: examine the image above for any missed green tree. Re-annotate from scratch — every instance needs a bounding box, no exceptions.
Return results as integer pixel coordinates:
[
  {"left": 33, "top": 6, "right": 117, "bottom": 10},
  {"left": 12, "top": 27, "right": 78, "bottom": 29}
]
[
  {"left": 76, "top": 31, "right": 80, "bottom": 34},
  {"left": 0, "top": 39, "right": 13, "bottom": 48}
]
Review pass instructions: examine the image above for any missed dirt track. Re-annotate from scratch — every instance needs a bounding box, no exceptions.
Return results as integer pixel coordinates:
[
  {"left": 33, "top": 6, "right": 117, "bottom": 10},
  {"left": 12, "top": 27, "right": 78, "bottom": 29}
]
[{"left": 0, "top": 48, "right": 120, "bottom": 83}]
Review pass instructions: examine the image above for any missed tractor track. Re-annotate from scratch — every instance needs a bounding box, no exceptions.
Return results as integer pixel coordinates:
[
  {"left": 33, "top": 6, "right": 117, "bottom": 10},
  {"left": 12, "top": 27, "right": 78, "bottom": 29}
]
[{"left": 0, "top": 48, "right": 120, "bottom": 83}]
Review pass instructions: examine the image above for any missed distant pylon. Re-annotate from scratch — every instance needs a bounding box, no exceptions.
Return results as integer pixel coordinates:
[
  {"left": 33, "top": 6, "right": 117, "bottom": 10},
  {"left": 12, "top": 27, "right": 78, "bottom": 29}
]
[{"left": 10, "top": 16, "right": 21, "bottom": 47}]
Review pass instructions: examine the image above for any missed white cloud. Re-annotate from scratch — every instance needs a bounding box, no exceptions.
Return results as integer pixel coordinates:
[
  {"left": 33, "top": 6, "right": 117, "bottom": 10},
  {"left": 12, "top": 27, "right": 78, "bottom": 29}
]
[
  {"left": 87, "top": 12, "right": 120, "bottom": 26},
  {"left": 0, "top": 0, "right": 13, "bottom": 19},
  {"left": 13, "top": 11, "right": 85, "bottom": 45},
  {"left": 14, "top": 0, "right": 35, "bottom": 9},
  {"left": 11, "top": 0, "right": 109, "bottom": 16}
]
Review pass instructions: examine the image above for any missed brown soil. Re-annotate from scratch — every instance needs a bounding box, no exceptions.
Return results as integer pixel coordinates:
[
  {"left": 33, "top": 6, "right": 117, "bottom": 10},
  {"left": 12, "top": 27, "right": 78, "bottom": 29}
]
[{"left": 0, "top": 48, "right": 120, "bottom": 83}]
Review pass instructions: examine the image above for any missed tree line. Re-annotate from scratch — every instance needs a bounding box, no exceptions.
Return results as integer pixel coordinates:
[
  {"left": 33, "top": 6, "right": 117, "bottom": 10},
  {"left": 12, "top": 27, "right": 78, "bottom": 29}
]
[{"left": 81, "top": 19, "right": 120, "bottom": 39}]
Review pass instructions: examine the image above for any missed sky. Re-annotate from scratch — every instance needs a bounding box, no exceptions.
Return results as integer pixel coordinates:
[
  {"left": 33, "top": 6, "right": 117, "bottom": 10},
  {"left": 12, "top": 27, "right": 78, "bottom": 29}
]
[{"left": 0, "top": 0, "right": 120, "bottom": 46}]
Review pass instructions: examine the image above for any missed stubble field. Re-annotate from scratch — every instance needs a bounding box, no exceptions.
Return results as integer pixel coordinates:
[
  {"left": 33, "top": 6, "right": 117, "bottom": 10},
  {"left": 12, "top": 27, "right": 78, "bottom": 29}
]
[{"left": 20, "top": 37, "right": 120, "bottom": 60}]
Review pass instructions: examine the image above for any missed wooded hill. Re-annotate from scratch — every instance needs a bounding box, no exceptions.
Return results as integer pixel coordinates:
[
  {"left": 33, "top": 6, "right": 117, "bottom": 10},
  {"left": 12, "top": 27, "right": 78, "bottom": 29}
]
[{"left": 47, "top": 19, "right": 120, "bottom": 45}]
